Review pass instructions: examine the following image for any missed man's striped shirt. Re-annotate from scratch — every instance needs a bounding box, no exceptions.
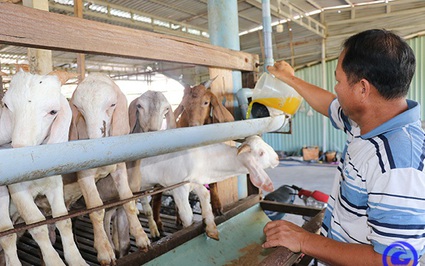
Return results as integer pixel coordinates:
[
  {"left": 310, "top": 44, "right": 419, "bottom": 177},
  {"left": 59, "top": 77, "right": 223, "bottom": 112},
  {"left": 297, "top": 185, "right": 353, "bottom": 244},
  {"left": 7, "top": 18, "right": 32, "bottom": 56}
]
[{"left": 321, "top": 99, "right": 425, "bottom": 257}]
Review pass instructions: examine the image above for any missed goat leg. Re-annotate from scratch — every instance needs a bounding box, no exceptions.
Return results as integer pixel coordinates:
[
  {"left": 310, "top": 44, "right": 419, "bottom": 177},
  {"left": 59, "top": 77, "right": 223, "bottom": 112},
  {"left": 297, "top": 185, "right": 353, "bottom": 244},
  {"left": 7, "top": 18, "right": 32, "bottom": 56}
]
[
  {"left": 9, "top": 184, "right": 65, "bottom": 266},
  {"left": 77, "top": 173, "right": 116, "bottom": 266},
  {"left": 151, "top": 191, "right": 165, "bottom": 237},
  {"left": 44, "top": 177, "right": 88, "bottom": 266},
  {"left": 208, "top": 182, "right": 223, "bottom": 216},
  {"left": 0, "top": 186, "right": 20, "bottom": 266},
  {"left": 193, "top": 184, "right": 219, "bottom": 240}
]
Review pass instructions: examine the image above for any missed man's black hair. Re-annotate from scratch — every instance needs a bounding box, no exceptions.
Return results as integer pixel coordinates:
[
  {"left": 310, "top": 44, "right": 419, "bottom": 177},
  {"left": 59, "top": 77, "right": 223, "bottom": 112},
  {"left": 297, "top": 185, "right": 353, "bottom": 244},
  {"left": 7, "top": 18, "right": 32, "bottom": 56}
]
[{"left": 342, "top": 29, "right": 416, "bottom": 99}]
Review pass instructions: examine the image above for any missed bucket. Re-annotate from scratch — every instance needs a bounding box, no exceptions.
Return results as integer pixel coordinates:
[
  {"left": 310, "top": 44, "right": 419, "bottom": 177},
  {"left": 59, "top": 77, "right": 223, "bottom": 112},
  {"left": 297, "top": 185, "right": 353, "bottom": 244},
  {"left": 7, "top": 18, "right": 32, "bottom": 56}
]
[{"left": 246, "top": 72, "right": 303, "bottom": 119}]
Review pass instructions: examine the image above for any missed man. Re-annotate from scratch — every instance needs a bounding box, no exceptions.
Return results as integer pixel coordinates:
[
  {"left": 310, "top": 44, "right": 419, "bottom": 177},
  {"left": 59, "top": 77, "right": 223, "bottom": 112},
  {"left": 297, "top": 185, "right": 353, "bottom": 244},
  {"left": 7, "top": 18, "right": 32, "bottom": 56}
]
[{"left": 263, "top": 29, "right": 425, "bottom": 265}]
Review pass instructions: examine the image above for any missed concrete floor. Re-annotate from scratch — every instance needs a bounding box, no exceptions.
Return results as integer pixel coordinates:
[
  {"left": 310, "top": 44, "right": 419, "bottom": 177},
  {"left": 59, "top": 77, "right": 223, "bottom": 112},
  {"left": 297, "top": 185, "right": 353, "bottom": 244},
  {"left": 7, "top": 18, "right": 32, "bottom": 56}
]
[{"left": 264, "top": 157, "right": 338, "bottom": 226}]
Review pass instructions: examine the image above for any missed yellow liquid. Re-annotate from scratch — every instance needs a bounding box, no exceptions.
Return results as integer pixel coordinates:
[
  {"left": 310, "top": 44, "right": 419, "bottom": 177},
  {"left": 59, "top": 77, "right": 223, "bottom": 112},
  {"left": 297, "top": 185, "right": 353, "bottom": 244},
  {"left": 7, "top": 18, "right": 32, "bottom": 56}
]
[{"left": 246, "top": 97, "right": 302, "bottom": 118}]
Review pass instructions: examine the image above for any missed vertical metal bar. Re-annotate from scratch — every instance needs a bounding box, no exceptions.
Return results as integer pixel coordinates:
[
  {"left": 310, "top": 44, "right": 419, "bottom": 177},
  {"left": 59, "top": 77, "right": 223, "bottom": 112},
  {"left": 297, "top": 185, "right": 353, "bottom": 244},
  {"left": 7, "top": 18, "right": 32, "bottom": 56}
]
[
  {"left": 207, "top": 0, "right": 247, "bottom": 198},
  {"left": 322, "top": 38, "right": 328, "bottom": 153},
  {"left": 207, "top": 0, "right": 243, "bottom": 117},
  {"left": 262, "top": 0, "right": 274, "bottom": 71}
]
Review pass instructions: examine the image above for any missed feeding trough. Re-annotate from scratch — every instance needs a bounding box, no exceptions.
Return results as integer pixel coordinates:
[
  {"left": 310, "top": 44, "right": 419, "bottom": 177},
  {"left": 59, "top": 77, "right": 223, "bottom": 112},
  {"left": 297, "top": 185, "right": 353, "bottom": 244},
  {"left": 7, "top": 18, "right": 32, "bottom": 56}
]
[{"left": 117, "top": 195, "right": 324, "bottom": 266}]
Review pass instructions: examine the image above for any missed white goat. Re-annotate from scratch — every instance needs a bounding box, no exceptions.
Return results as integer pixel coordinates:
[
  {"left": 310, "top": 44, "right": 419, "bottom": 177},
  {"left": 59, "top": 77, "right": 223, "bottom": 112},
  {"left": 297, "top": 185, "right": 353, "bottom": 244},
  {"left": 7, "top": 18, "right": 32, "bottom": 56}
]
[
  {"left": 91, "top": 90, "right": 176, "bottom": 258},
  {"left": 128, "top": 90, "right": 176, "bottom": 133},
  {"left": 93, "top": 135, "right": 277, "bottom": 255},
  {"left": 62, "top": 73, "right": 150, "bottom": 266},
  {"left": 157, "top": 78, "right": 235, "bottom": 226},
  {"left": 131, "top": 135, "right": 277, "bottom": 240},
  {"left": 0, "top": 70, "right": 87, "bottom": 266}
]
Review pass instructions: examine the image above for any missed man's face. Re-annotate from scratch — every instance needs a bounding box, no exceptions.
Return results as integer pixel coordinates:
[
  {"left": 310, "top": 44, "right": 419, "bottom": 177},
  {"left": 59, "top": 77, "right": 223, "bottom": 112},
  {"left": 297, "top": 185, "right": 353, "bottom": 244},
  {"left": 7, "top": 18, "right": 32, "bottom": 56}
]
[{"left": 334, "top": 52, "right": 361, "bottom": 119}]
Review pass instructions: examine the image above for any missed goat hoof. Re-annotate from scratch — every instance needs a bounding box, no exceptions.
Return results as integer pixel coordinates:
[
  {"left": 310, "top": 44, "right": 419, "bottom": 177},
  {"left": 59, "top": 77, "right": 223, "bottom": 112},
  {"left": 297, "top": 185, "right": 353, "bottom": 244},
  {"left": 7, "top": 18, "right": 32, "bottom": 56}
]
[
  {"left": 213, "top": 208, "right": 224, "bottom": 216},
  {"left": 206, "top": 231, "right": 220, "bottom": 241},
  {"left": 139, "top": 245, "right": 150, "bottom": 252},
  {"left": 100, "top": 259, "right": 116, "bottom": 266},
  {"left": 151, "top": 235, "right": 162, "bottom": 242}
]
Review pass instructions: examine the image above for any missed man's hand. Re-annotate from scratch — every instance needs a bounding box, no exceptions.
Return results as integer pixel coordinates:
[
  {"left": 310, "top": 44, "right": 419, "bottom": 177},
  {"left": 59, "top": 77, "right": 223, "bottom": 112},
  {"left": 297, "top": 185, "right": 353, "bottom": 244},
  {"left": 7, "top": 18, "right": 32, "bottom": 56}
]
[
  {"left": 267, "top": 60, "right": 295, "bottom": 83},
  {"left": 262, "top": 220, "right": 309, "bottom": 253}
]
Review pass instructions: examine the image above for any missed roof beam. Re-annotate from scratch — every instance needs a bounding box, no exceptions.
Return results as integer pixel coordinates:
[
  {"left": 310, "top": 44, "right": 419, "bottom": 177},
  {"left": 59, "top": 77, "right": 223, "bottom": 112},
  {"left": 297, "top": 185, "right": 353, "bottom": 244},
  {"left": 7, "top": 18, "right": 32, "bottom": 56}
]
[
  {"left": 326, "top": 6, "right": 425, "bottom": 26},
  {"left": 49, "top": 0, "right": 210, "bottom": 42},
  {"left": 306, "top": 0, "right": 323, "bottom": 10},
  {"left": 246, "top": 0, "right": 326, "bottom": 37}
]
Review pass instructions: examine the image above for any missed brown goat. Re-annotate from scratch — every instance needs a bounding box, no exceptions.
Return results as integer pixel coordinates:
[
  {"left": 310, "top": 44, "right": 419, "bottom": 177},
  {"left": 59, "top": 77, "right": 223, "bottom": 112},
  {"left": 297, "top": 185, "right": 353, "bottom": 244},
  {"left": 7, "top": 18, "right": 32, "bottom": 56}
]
[{"left": 173, "top": 82, "right": 234, "bottom": 127}]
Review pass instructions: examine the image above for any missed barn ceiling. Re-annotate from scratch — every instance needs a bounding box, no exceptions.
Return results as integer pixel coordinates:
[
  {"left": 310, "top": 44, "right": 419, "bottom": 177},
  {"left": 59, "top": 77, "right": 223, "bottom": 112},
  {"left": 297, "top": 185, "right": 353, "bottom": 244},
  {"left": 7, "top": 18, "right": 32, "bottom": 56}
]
[{"left": 1, "top": 0, "right": 425, "bottom": 82}]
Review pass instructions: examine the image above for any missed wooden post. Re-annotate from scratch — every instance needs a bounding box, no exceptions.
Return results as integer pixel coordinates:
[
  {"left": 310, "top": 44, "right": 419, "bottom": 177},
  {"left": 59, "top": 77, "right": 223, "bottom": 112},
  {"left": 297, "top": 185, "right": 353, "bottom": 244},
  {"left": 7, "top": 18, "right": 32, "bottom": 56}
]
[
  {"left": 74, "top": 0, "right": 85, "bottom": 82},
  {"left": 23, "top": 0, "right": 52, "bottom": 75},
  {"left": 209, "top": 67, "right": 239, "bottom": 206}
]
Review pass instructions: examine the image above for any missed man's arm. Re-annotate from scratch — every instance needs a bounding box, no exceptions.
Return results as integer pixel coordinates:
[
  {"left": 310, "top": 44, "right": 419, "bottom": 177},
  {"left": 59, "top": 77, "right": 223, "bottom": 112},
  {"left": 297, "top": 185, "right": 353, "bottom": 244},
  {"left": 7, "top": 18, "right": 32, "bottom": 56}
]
[
  {"left": 267, "top": 62, "right": 336, "bottom": 117},
  {"left": 263, "top": 220, "right": 383, "bottom": 266}
]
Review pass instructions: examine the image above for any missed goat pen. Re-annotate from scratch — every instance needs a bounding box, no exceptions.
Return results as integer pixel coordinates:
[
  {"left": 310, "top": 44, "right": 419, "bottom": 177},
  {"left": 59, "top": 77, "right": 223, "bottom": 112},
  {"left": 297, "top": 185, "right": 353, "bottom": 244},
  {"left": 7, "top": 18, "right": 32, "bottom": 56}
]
[{"left": 0, "top": 3, "right": 323, "bottom": 266}]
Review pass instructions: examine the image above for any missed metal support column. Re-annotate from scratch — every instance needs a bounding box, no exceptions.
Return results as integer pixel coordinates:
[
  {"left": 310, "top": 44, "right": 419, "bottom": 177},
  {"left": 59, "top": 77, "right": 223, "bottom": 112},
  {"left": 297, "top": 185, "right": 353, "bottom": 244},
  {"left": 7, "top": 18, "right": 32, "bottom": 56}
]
[
  {"left": 207, "top": 0, "right": 247, "bottom": 198},
  {"left": 262, "top": 0, "right": 274, "bottom": 71}
]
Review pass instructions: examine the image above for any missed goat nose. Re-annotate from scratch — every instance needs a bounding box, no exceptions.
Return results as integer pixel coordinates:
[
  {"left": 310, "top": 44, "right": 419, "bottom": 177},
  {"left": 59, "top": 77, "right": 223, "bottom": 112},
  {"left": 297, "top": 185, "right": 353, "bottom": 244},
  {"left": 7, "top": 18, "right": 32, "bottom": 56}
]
[{"left": 101, "top": 120, "right": 107, "bottom": 137}]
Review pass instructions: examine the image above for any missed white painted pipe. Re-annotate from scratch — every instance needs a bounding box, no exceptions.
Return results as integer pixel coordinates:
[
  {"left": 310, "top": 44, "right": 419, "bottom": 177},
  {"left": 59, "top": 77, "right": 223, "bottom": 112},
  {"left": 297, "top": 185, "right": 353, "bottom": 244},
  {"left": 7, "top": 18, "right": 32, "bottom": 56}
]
[
  {"left": 0, "top": 115, "right": 286, "bottom": 185},
  {"left": 262, "top": 0, "right": 274, "bottom": 71}
]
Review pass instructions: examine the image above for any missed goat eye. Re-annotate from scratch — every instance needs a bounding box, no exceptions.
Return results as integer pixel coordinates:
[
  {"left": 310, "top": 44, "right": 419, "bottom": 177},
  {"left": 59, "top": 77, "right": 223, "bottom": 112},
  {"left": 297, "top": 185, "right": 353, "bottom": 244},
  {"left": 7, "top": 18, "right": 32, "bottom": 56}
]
[
  {"left": 137, "top": 104, "right": 142, "bottom": 109},
  {"left": 111, "top": 103, "right": 116, "bottom": 107},
  {"left": 203, "top": 101, "right": 209, "bottom": 105},
  {"left": 49, "top": 110, "right": 58, "bottom": 115},
  {"left": 4, "top": 103, "right": 8, "bottom": 109},
  {"left": 260, "top": 151, "right": 264, "bottom": 156}
]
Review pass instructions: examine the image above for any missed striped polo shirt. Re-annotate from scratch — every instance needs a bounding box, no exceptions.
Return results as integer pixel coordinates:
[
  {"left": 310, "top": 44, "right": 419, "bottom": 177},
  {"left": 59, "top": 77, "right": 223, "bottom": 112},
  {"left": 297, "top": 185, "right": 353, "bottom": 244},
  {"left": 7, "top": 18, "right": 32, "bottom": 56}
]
[{"left": 321, "top": 99, "right": 425, "bottom": 257}]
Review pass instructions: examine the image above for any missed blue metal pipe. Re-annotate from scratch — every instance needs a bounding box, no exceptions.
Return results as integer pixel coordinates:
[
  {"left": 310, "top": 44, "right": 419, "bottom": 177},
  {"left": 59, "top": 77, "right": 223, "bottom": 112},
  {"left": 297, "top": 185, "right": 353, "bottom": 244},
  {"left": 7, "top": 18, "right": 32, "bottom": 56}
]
[
  {"left": 207, "top": 0, "right": 240, "bottom": 51},
  {"left": 262, "top": 0, "right": 274, "bottom": 71},
  {"left": 207, "top": 0, "right": 243, "bottom": 120},
  {"left": 236, "top": 88, "right": 253, "bottom": 120},
  {"left": 207, "top": 0, "right": 247, "bottom": 198},
  {"left": 0, "top": 115, "right": 286, "bottom": 186}
]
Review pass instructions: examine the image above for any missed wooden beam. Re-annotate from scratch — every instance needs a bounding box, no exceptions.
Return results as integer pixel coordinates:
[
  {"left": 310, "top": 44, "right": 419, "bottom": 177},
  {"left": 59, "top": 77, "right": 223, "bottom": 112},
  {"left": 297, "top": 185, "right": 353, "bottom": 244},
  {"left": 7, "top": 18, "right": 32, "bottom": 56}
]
[
  {"left": 209, "top": 68, "right": 238, "bottom": 207},
  {"left": 0, "top": 3, "right": 258, "bottom": 72},
  {"left": 259, "top": 209, "right": 325, "bottom": 266}
]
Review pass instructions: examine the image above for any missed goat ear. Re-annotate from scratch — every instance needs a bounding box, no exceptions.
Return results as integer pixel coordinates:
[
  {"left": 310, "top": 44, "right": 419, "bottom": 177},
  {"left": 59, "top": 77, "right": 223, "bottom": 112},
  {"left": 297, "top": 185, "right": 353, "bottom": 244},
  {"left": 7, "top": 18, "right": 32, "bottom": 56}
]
[
  {"left": 209, "top": 92, "right": 234, "bottom": 123},
  {"left": 68, "top": 99, "right": 87, "bottom": 140},
  {"left": 173, "top": 103, "right": 184, "bottom": 121},
  {"left": 48, "top": 70, "right": 79, "bottom": 85},
  {"left": 0, "top": 107, "right": 13, "bottom": 144},
  {"left": 111, "top": 87, "right": 130, "bottom": 136},
  {"left": 166, "top": 104, "right": 177, "bottom": 129},
  {"left": 128, "top": 98, "right": 139, "bottom": 133},
  {"left": 47, "top": 96, "right": 72, "bottom": 144}
]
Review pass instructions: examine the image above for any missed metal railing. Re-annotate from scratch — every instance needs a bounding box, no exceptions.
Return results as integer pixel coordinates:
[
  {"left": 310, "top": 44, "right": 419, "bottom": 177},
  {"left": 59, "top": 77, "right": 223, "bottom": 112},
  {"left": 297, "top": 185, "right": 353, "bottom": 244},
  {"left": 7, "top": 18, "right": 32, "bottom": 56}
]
[{"left": 0, "top": 115, "right": 286, "bottom": 185}]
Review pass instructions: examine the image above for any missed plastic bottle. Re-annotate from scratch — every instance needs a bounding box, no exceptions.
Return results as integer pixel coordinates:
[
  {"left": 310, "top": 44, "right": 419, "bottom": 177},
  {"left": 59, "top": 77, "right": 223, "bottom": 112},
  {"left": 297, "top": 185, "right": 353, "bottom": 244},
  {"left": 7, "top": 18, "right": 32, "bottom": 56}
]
[{"left": 247, "top": 72, "right": 303, "bottom": 118}]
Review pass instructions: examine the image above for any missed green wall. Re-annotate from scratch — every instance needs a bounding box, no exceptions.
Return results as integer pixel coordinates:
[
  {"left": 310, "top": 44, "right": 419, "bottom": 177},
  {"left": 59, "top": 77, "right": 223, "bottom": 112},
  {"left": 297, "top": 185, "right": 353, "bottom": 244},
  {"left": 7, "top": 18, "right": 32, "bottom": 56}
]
[{"left": 262, "top": 35, "right": 425, "bottom": 155}]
